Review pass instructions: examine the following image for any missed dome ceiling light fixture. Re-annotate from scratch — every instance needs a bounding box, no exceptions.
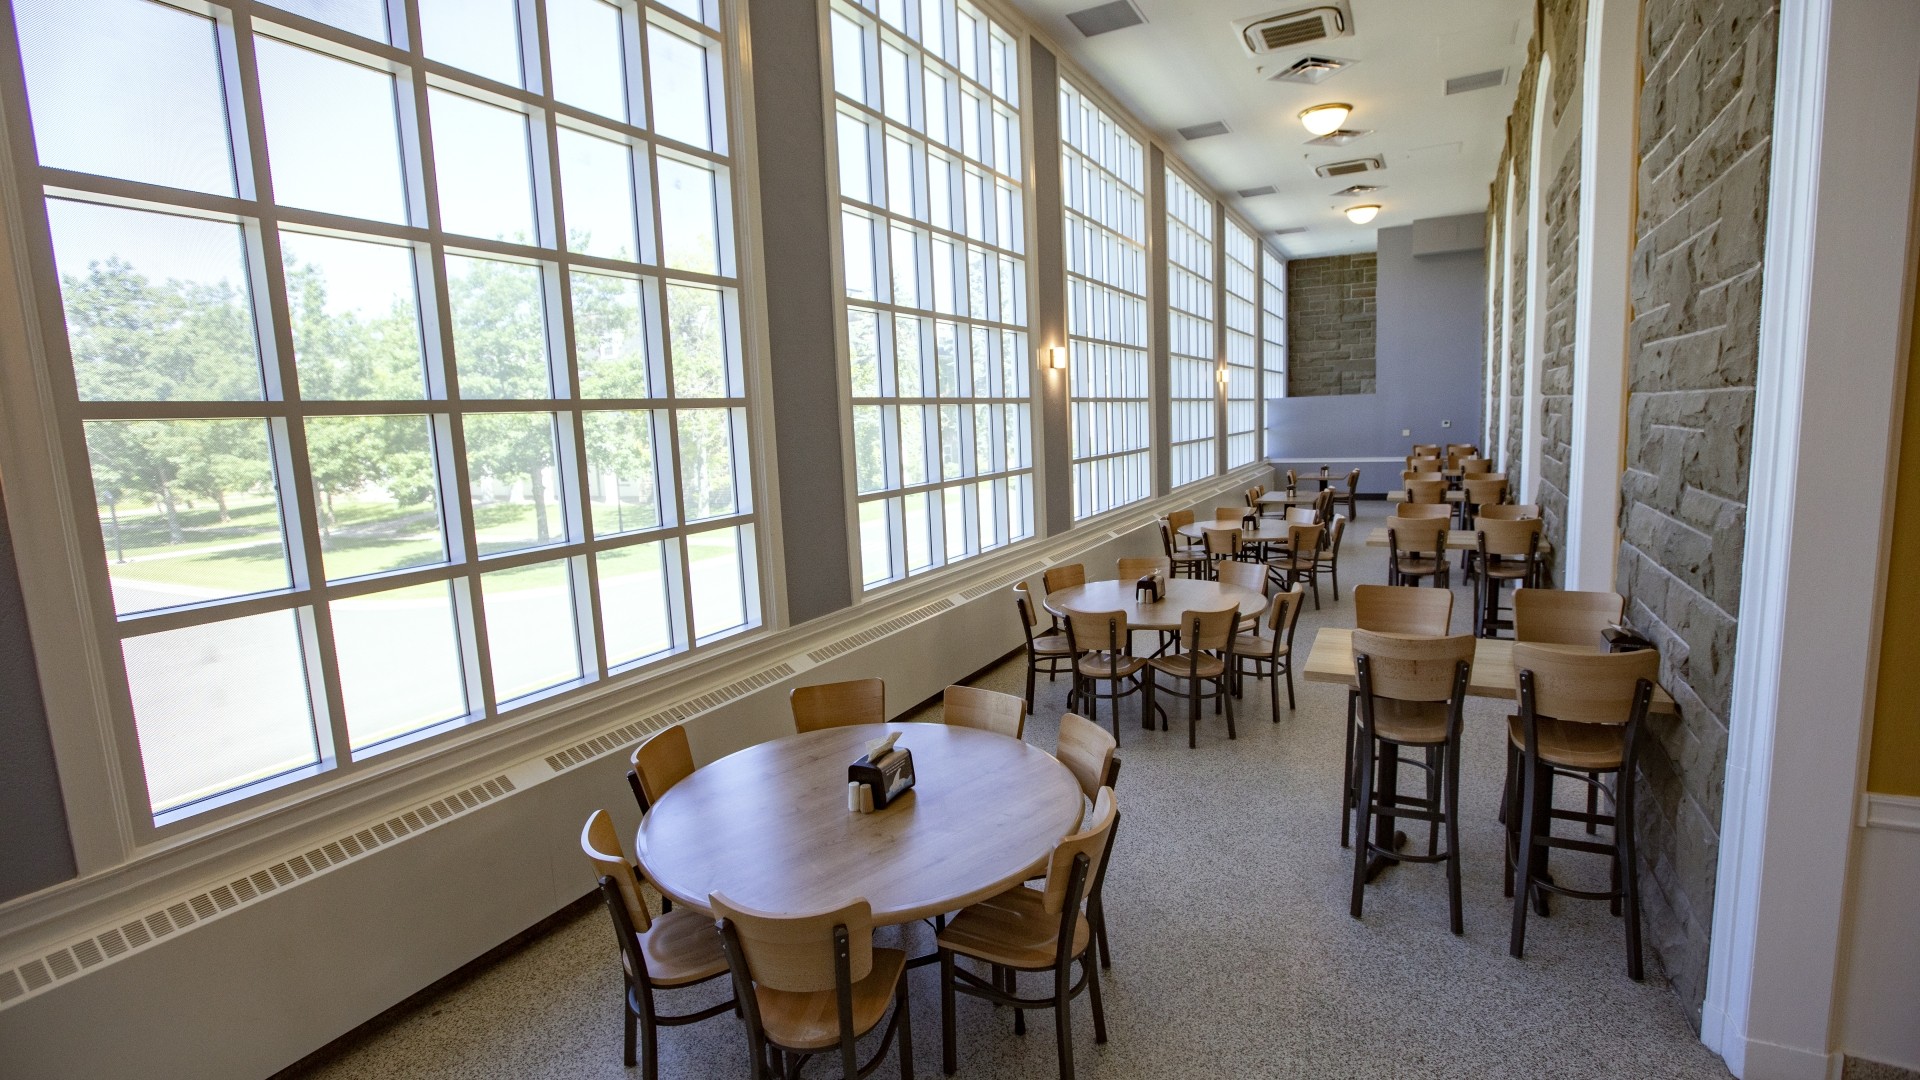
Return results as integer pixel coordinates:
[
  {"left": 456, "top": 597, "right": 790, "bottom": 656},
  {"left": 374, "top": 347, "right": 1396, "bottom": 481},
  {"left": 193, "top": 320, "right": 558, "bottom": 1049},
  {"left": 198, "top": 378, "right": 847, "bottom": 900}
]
[
  {"left": 1344, "top": 204, "right": 1380, "bottom": 224},
  {"left": 1299, "top": 102, "right": 1352, "bottom": 136}
]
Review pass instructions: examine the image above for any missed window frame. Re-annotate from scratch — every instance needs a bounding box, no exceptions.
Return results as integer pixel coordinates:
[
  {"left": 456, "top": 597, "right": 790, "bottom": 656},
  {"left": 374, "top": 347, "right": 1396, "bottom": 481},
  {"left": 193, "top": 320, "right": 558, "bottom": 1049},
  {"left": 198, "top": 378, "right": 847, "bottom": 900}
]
[
  {"left": 1163, "top": 163, "right": 1217, "bottom": 489},
  {"left": 1222, "top": 215, "right": 1259, "bottom": 468}
]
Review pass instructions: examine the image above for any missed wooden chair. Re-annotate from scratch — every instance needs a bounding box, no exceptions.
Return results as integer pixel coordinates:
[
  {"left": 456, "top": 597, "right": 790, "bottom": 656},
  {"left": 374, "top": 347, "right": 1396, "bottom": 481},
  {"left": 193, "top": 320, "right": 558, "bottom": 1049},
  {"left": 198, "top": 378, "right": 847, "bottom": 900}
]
[
  {"left": 1474, "top": 518, "right": 1545, "bottom": 638},
  {"left": 1406, "top": 478, "right": 1448, "bottom": 504},
  {"left": 581, "top": 809, "right": 734, "bottom": 1078},
  {"left": 1445, "top": 442, "right": 1478, "bottom": 461},
  {"left": 713, "top": 893, "right": 913, "bottom": 1080},
  {"left": 1143, "top": 607, "right": 1240, "bottom": 748},
  {"left": 1213, "top": 558, "right": 1268, "bottom": 632},
  {"left": 1514, "top": 588, "right": 1623, "bottom": 646},
  {"left": 1232, "top": 585, "right": 1306, "bottom": 717},
  {"left": 1212, "top": 506, "right": 1249, "bottom": 525},
  {"left": 1283, "top": 467, "right": 1299, "bottom": 493},
  {"left": 1386, "top": 519, "right": 1450, "bottom": 588},
  {"left": 937, "top": 790, "right": 1116, "bottom": 1080},
  {"left": 943, "top": 684, "right": 1026, "bottom": 739},
  {"left": 1313, "top": 513, "right": 1347, "bottom": 601},
  {"left": 1460, "top": 476, "right": 1509, "bottom": 528},
  {"left": 1062, "top": 608, "right": 1146, "bottom": 743},
  {"left": 1476, "top": 503, "right": 1539, "bottom": 520},
  {"left": 1312, "top": 486, "right": 1337, "bottom": 524},
  {"left": 1349, "top": 631, "right": 1476, "bottom": 934},
  {"left": 1201, "top": 526, "right": 1245, "bottom": 574},
  {"left": 1284, "top": 506, "right": 1319, "bottom": 526},
  {"left": 1116, "top": 556, "right": 1171, "bottom": 582},
  {"left": 1505, "top": 646, "right": 1660, "bottom": 980},
  {"left": 1157, "top": 520, "right": 1210, "bottom": 579},
  {"left": 628, "top": 725, "right": 694, "bottom": 813},
  {"left": 1401, "top": 468, "right": 1443, "bottom": 484},
  {"left": 791, "top": 678, "right": 885, "bottom": 734},
  {"left": 1164, "top": 510, "right": 1202, "bottom": 551},
  {"left": 1014, "top": 582, "right": 1075, "bottom": 711},
  {"left": 1337, "top": 468, "right": 1361, "bottom": 522},
  {"left": 1266, "top": 522, "right": 1324, "bottom": 609},
  {"left": 1460, "top": 457, "right": 1493, "bottom": 476},
  {"left": 1411, "top": 443, "right": 1441, "bottom": 457},
  {"left": 1042, "top": 563, "right": 1086, "bottom": 596},
  {"left": 1392, "top": 502, "right": 1453, "bottom": 521},
  {"left": 1053, "top": 712, "right": 1119, "bottom": 968},
  {"left": 1353, "top": 583, "right": 1454, "bottom": 635}
]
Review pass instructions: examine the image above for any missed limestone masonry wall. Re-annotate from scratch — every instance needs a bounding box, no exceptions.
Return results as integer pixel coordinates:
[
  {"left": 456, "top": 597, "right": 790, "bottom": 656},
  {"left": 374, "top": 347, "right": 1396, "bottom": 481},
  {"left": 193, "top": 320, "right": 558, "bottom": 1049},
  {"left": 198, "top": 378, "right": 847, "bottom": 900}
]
[{"left": 1286, "top": 254, "right": 1376, "bottom": 397}]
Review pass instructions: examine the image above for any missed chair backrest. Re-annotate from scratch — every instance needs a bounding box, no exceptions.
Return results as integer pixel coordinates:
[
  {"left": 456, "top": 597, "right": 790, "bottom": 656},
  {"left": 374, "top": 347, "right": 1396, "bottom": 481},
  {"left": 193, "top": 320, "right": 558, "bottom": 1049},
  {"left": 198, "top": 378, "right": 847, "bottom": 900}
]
[
  {"left": 1319, "top": 514, "right": 1347, "bottom": 562},
  {"left": 791, "top": 678, "right": 885, "bottom": 733},
  {"left": 1202, "top": 527, "right": 1242, "bottom": 558},
  {"left": 1513, "top": 645, "right": 1661, "bottom": 727},
  {"left": 1344, "top": 468, "right": 1361, "bottom": 493},
  {"left": 1402, "top": 468, "right": 1443, "bottom": 483},
  {"left": 1245, "top": 487, "right": 1261, "bottom": 508},
  {"left": 1214, "top": 506, "right": 1247, "bottom": 522},
  {"left": 1042, "top": 563, "right": 1086, "bottom": 594},
  {"left": 1157, "top": 519, "right": 1180, "bottom": 558},
  {"left": 1285, "top": 507, "right": 1319, "bottom": 525},
  {"left": 1514, "top": 589, "right": 1625, "bottom": 646},
  {"left": 1411, "top": 443, "right": 1441, "bottom": 457},
  {"left": 1254, "top": 585, "right": 1307, "bottom": 654},
  {"left": 1287, "top": 522, "right": 1324, "bottom": 559},
  {"left": 943, "top": 684, "right": 1026, "bottom": 738},
  {"left": 1176, "top": 607, "right": 1239, "bottom": 654},
  {"left": 1214, "top": 558, "right": 1267, "bottom": 594},
  {"left": 1313, "top": 487, "right": 1336, "bottom": 521},
  {"left": 1063, "top": 608, "right": 1131, "bottom": 661},
  {"left": 1013, "top": 580, "right": 1041, "bottom": 631},
  {"left": 1167, "top": 509, "right": 1195, "bottom": 531},
  {"left": 1463, "top": 477, "right": 1508, "bottom": 506},
  {"left": 581, "top": 808, "right": 652, "bottom": 933},
  {"left": 1478, "top": 516, "right": 1543, "bottom": 557},
  {"left": 1407, "top": 478, "right": 1448, "bottom": 503},
  {"left": 1118, "top": 555, "right": 1171, "bottom": 581},
  {"left": 1393, "top": 503, "right": 1453, "bottom": 520},
  {"left": 1352, "top": 583, "right": 1454, "bottom": 635},
  {"left": 1476, "top": 503, "right": 1539, "bottom": 521},
  {"left": 1055, "top": 711, "right": 1116, "bottom": 803},
  {"left": 1387, "top": 520, "right": 1449, "bottom": 560},
  {"left": 1040, "top": 788, "right": 1118, "bottom": 915},
  {"left": 1352, "top": 630, "right": 1476, "bottom": 703},
  {"left": 1461, "top": 457, "right": 1493, "bottom": 475},
  {"left": 631, "top": 725, "right": 694, "bottom": 808},
  {"left": 1284, "top": 468, "right": 1298, "bottom": 490},
  {"left": 711, "top": 892, "right": 875, "bottom": 993}
]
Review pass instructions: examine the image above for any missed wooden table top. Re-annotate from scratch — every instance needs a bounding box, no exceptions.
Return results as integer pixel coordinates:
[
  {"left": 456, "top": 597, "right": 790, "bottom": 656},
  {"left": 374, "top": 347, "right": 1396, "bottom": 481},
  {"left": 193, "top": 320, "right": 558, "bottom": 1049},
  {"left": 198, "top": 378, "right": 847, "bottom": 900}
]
[
  {"left": 1045, "top": 578, "right": 1268, "bottom": 631},
  {"left": 1301, "top": 628, "right": 1676, "bottom": 714},
  {"left": 1179, "top": 520, "right": 1295, "bottom": 543},
  {"left": 1364, "top": 526, "right": 1555, "bottom": 554},
  {"left": 1386, "top": 490, "right": 1467, "bottom": 503},
  {"left": 636, "top": 723, "right": 1083, "bottom": 925},
  {"left": 1256, "top": 491, "right": 1321, "bottom": 506}
]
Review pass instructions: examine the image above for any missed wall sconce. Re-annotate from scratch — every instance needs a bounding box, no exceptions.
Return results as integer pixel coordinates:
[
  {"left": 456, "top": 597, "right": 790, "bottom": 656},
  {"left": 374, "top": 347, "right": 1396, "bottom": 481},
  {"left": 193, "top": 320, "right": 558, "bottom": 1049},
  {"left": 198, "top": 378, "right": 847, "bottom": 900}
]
[
  {"left": 1047, "top": 345, "right": 1068, "bottom": 371},
  {"left": 1216, "top": 366, "right": 1230, "bottom": 386}
]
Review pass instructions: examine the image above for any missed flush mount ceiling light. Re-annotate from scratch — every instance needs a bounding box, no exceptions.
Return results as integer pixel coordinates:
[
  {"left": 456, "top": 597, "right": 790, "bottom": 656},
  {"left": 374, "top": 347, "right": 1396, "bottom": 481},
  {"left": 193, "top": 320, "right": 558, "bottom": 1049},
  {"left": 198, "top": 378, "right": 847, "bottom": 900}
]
[
  {"left": 1299, "top": 102, "right": 1352, "bottom": 136},
  {"left": 1344, "top": 204, "right": 1380, "bottom": 224}
]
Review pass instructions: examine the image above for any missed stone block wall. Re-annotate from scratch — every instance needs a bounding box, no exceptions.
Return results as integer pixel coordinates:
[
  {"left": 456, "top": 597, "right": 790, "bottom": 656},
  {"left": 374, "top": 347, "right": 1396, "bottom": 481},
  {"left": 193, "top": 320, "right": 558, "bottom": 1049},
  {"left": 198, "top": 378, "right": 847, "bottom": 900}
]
[
  {"left": 1503, "top": 59, "right": 1536, "bottom": 480},
  {"left": 1538, "top": 156, "right": 1581, "bottom": 576},
  {"left": 1287, "top": 254, "right": 1376, "bottom": 396},
  {"left": 1618, "top": 0, "right": 1777, "bottom": 1018}
]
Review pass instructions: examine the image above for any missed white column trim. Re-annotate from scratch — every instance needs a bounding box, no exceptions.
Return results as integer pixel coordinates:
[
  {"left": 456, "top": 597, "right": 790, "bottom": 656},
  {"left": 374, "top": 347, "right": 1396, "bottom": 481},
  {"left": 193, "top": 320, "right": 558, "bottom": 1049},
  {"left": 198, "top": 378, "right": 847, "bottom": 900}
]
[
  {"left": 1497, "top": 166, "right": 1517, "bottom": 472},
  {"left": 1860, "top": 792, "right": 1920, "bottom": 833},
  {"left": 1703, "top": 1, "right": 1920, "bottom": 1078},
  {"left": 1563, "top": 0, "right": 1637, "bottom": 590},
  {"left": 1518, "top": 57, "right": 1552, "bottom": 503}
]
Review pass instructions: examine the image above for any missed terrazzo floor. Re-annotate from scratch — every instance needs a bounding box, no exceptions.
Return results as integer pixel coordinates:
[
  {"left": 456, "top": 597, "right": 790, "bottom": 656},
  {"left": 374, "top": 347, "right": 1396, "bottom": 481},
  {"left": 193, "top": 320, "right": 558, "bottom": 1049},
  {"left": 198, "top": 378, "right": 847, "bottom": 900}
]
[{"left": 285, "top": 502, "right": 1732, "bottom": 1080}]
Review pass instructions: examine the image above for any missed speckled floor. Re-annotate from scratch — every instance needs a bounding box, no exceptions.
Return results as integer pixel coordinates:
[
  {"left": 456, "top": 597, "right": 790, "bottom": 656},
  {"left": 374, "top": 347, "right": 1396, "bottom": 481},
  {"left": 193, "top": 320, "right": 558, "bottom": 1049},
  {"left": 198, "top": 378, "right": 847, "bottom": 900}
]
[{"left": 287, "top": 502, "right": 1731, "bottom": 1080}]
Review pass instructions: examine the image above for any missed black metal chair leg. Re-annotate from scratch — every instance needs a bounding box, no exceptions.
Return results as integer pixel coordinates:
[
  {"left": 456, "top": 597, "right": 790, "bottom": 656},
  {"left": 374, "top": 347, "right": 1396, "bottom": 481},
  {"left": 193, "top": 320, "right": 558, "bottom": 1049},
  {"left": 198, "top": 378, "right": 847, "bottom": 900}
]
[
  {"left": 1509, "top": 756, "right": 1540, "bottom": 958},
  {"left": 1085, "top": 954, "right": 1107, "bottom": 1043},
  {"left": 1053, "top": 961, "right": 1075, "bottom": 1080},
  {"left": 940, "top": 950, "right": 957, "bottom": 1076}
]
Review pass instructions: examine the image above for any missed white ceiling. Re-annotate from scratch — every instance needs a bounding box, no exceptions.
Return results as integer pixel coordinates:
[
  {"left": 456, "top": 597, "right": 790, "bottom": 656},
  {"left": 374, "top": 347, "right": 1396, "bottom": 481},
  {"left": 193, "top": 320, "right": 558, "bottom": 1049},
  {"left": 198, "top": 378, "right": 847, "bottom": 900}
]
[{"left": 1009, "top": 0, "right": 1531, "bottom": 258}]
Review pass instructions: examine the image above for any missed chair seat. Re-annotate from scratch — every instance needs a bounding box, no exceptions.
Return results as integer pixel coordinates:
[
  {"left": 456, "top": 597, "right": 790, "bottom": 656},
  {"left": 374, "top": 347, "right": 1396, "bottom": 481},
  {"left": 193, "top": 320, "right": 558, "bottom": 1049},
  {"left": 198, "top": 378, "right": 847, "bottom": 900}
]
[
  {"left": 1171, "top": 550, "right": 1208, "bottom": 565},
  {"left": 1481, "top": 557, "right": 1533, "bottom": 579},
  {"left": 1365, "top": 698, "right": 1450, "bottom": 746},
  {"left": 638, "top": 905, "right": 732, "bottom": 988},
  {"left": 751, "top": 947, "right": 906, "bottom": 1050},
  {"left": 1031, "top": 632, "right": 1074, "bottom": 656},
  {"left": 1233, "top": 632, "right": 1287, "bottom": 658},
  {"left": 1077, "top": 651, "right": 1146, "bottom": 678},
  {"left": 1269, "top": 554, "right": 1316, "bottom": 571},
  {"left": 1147, "top": 651, "right": 1225, "bottom": 679},
  {"left": 1507, "top": 714, "right": 1626, "bottom": 770},
  {"left": 938, "top": 885, "right": 1089, "bottom": 971},
  {"left": 1396, "top": 557, "right": 1445, "bottom": 575}
]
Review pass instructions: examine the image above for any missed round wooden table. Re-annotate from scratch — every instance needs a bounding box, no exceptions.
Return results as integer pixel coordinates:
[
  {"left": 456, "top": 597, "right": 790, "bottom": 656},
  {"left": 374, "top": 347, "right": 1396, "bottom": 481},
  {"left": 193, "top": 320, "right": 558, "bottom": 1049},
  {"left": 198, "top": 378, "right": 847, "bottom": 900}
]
[
  {"left": 635, "top": 723, "right": 1083, "bottom": 924},
  {"left": 1178, "top": 520, "right": 1296, "bottom": 545},
  {"left": 1043, "top": 578, "right": 1266, "bottom": 630}
]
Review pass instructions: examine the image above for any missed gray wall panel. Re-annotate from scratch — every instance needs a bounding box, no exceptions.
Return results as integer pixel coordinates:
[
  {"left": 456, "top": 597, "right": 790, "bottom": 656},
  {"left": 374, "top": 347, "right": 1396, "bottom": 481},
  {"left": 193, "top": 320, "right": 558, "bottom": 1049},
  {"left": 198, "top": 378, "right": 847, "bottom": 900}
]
[{"left": 0, "top": 484, "right": 76, "bottom": 902}]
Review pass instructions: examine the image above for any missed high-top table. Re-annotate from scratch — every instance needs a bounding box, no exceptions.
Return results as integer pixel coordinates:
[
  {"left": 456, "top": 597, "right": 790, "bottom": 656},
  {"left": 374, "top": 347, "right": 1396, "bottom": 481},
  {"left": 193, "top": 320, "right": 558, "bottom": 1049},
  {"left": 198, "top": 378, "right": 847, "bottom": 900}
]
[
  {"left": 1301, "top": 628, "right": 1676, "bottom": 714},
  {"left": 1365, "top": 527, "right": 1555, "bottom": 554},
  {"left": 636, "top": 723, "right": 1083, "bottom": 926}
]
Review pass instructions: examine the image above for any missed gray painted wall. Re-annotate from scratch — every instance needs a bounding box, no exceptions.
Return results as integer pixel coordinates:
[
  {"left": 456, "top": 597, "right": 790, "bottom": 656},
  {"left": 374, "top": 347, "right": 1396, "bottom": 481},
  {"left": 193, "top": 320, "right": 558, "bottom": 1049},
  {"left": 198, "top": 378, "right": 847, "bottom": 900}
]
[
  {"left": 1264, "top": 219, "right": 1486, "bottom": 493},
  {"left": 0, "top": 484, "right": 76, "bottom": 902}
]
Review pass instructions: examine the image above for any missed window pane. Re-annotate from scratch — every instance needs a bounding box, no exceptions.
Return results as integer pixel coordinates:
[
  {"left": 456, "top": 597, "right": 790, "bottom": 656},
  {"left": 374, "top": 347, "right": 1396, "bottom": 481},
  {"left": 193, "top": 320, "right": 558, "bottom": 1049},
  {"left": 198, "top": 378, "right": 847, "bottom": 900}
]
[
  {"left": 837, "top": 112, "right": 871, "bottom": 203},
  {"left": 853, "top": 405, "right": 885, "bottom": 494},
  {"left": 48, "top": 200, "right": 264, "bottom": 402},
  {"left": 85, "top": 419, "right": 290, "bottom": 616},
  {"left": 688, "top": 525, "right": 748, "bottom": 639},
  {"left": 446, "top": 255, "right": 553, "bottom": 398},
  {"left": 830, "top": 12, "right": 867, "bottom": 104},
  {"left": 597, "top": 542, "right": 673, "bottom": 665},
  {"left": 848, "top": 309, "right": 881, "bottom": 397},
  {"left": 547, "top": 0, "right": 628, "bottom": 120},
  {"left": 463, "top": 412, "right": 566, "bottom": 554},
  {"left": 559, "top": 128, "right": 639, "bottom": 260},
  {"left": 666, "top": 283, "right": 728, "bottom": 397},
  {"left": 430, "top": 90, "right": 537, "bottom": 243},
  {"left": 658, "top": 157, "right": 720, "bottom": 274},
  {"left": 282, "top": 232, "right": 426, "bottom": 399},
  {"left": 15, "top": 0, "right": 236, "bottom": 195},
  {"left": 305, "top": 415, "right": 447, "bottom": 579},
  {"left": 584, "top": 410, "right": 660, "bottom": 534},
  {"left": 657, "top": 0, "right": 704, "bottom": 24},
  {"left": 676, "top": 408, "right": 737, "bottom": 521},
  {"left": 256, "top": 38, "right": 408, "bottom": 225},
  {"left": 482, "top": 558, "right": 582, "bottom": 699},
  {"left": 334, "top": 582, "right": 467, "bottom": 750},
  {"left": 419, "top": 0, "right": 524, "bottom": 87},
  {"left": 124, "top": 610, "right": 317, "bottom": 815},
  {"left": 571, "top": 271, "right": 651, "bottom": 397},
  {"left": 266, "top": 0, "right": 391, "bottom": 41},
  {"left": 647, "top": 25, "right": 712, "bottom": 150},
  {"left": 859, "top": 501, "right": 891, "bottom": 586},
  {"left": 903, "top": 491, "right": 931, "bottom": 571}
]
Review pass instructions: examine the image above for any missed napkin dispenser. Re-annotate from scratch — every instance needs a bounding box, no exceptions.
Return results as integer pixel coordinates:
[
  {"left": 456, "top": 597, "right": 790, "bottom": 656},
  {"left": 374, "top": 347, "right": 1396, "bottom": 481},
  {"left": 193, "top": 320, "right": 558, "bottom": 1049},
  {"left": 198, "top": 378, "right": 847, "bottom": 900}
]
[
  {"left": 1603, "top": 626, "right": 1655, "bottom": 653},
  {"left": 848, "top": 739, "right": 916, "bottom": 810},
  {"left": 1134, "top": 569, "right": 1164, "bottom": 603}
]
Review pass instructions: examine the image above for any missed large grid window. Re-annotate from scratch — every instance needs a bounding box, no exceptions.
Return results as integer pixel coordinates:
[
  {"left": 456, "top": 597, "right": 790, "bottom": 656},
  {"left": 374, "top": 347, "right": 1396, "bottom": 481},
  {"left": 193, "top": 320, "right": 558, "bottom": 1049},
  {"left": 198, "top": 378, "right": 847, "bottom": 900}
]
[
  {"left": 1223, "top": 220, "right": 1258, "bottom": 467},
  {"left": 1165, "top": 171, "right": 1216, "bottom": 487},
  {"left": 8, "top": 0, "right": 759, "bottom": 824},
  {"left": 1060, "top": 82, "right": 1147, "bottom": 520},
  {"left": 1262, "top": 247, "right": 1287, "bottom": 402},
  {"left": 830, "top": 0, "right": 1033, "bottom": 590}
]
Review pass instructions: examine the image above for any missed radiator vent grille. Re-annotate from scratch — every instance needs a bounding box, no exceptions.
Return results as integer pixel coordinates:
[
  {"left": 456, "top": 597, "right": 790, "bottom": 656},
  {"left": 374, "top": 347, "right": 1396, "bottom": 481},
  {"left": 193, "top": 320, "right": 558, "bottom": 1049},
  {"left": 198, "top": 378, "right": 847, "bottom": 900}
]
[
  {"left": 808, "top": 602, "right": 952, "bottom": 663},
  {"left": 0, "top": 774, "right": 513, "bottom": 1011},
  {"left": 959, "top": 566, "right": 1039, "bottom": 601},
  {"left": 543, "top": 662, "right": 798, "bottom": 773}
]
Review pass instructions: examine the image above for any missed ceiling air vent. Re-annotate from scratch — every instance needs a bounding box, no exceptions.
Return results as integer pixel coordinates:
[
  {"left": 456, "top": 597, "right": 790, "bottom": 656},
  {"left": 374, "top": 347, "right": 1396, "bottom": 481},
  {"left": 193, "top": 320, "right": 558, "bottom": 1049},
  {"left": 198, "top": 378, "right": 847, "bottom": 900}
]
[
  {"left": 1445, "top": 68, "right": 1506, "bottom": 95},
  {"left": 1236, "top": 185, "right": 1278, "bottom": 198},
  {"left": 1177, "top": 120, "right": 1231, "bottom": 141},
  {"left": 1306, "top": 129, "right": 1371, "bottom": 147},
  {"left": 1065, "top": 0, "right": 1145, "bottom": 38},
  {"left": 1268, "top": 54, "right": 1353, "bottom": 84},
  {"left": 1314, "top": 156, "right": 1384, "bottom": 178},
  {"left": 1272, "top": 227, "right": 1308, "bottom": 236},
  {"left": 1332, "top": 184, "right": 1383, "bottom": 195},
  {"left": 1234, "top": 3, "right": 1352, "bottom": 56}
]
